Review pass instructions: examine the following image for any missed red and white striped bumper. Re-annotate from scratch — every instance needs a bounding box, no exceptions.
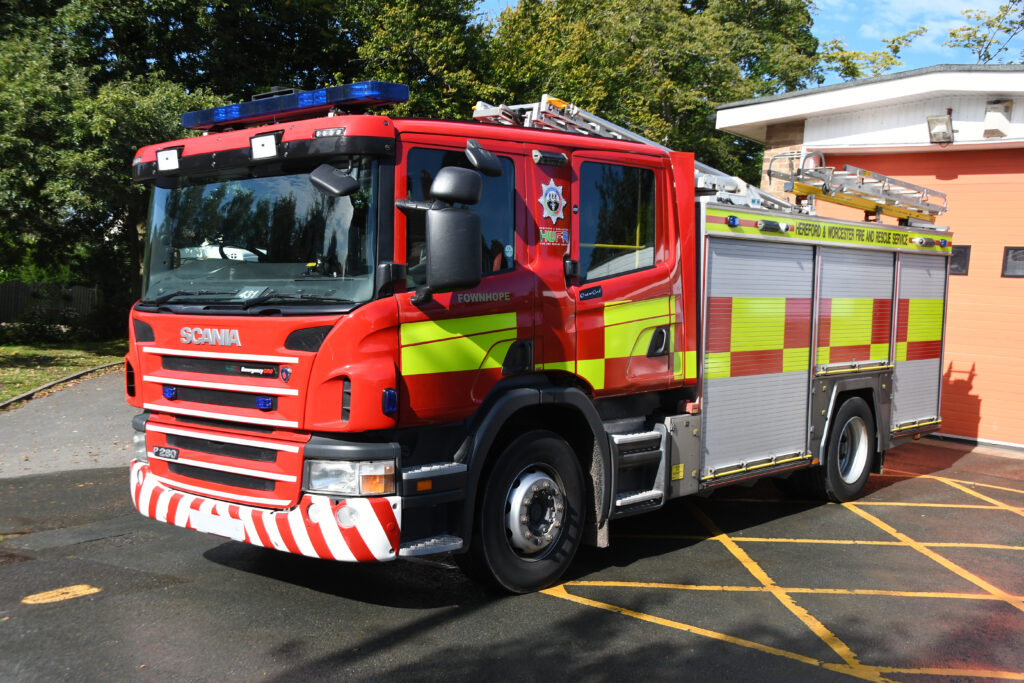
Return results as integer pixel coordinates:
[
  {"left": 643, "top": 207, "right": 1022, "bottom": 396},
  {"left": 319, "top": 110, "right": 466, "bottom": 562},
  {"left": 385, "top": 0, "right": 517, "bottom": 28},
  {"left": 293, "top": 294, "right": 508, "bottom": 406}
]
[{"left": 130, "top": 461, "right": 401, "bottom": 562}]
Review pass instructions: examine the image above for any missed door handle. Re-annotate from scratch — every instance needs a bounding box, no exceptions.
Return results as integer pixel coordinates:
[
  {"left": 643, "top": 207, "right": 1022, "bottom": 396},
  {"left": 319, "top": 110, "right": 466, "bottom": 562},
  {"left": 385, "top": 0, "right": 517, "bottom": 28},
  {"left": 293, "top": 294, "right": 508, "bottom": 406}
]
[{"left": 647, "top": 326, "right": 669, "bottom": 357}]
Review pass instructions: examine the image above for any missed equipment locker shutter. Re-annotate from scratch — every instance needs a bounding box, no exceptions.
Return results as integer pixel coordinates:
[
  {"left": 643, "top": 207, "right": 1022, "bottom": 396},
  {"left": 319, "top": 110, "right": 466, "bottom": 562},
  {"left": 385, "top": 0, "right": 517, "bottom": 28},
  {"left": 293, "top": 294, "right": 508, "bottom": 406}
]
[
  {"left": 702, "top": 239, "right": 813, "bottom": 477},
  {"left": 892, "top": 253, "right": 947, "bottom": 428},
  {"left": 817, "top": 248, "right": 895, "bottom": 369}
]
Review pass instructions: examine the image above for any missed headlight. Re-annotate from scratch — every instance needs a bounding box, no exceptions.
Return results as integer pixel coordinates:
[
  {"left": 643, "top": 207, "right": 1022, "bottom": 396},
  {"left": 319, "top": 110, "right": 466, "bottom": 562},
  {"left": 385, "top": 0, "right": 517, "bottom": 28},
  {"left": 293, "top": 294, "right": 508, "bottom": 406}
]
[
  {"left": 305, "top": 460, "right": 395, "bottom": 496},
  {"left": 133, "top": 431, "right": 149, "bottom": 463}
]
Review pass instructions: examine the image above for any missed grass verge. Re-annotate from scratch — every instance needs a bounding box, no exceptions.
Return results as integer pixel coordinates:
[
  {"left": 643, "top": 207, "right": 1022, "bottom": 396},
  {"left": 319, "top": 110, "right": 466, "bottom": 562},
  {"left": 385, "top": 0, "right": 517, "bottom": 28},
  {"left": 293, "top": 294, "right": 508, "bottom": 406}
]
[{"left": 0, "top": 340, "right": 127, "bottom": 405}]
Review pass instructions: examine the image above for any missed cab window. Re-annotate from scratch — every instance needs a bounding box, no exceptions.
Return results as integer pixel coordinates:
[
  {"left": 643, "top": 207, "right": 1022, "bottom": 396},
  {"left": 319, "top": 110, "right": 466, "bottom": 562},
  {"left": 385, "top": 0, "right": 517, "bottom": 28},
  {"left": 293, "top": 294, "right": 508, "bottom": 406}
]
[
  {"left": 578, "top": 162, "right": 656, "bottom": 282},
  {"left": 404, "top": 148, "right": 516, "bottom": 286}
]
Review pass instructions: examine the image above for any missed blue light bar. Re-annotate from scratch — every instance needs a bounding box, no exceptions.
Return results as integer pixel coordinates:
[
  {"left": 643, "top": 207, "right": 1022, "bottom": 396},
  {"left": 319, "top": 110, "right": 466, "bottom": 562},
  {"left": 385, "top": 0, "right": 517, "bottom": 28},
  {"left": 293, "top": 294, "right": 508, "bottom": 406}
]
[{"left": 181, "top": 81, "right": 409, "bottom": 130}]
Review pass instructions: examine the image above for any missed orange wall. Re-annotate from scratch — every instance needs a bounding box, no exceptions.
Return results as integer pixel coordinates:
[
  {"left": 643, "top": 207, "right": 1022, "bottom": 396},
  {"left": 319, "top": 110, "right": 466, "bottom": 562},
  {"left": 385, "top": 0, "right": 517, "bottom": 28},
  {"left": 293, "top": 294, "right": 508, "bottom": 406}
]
[{"left": 810, "top": 149, "right": 1024, "bottom": 447}]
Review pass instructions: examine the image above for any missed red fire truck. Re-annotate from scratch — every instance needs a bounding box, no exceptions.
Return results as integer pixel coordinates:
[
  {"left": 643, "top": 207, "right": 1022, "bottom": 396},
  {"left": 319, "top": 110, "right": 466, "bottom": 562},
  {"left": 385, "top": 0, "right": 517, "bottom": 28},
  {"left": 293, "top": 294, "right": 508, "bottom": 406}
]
[{"left": 126, "top": 82, "right": 951, "bottom": 592}]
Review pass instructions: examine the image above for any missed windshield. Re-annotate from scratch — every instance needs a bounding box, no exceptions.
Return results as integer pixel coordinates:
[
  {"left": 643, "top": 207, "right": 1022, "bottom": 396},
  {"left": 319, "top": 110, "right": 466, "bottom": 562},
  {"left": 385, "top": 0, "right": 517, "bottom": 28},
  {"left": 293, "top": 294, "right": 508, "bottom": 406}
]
[{"left": 140, "top": 157, "right": 378, "bottom": 308}]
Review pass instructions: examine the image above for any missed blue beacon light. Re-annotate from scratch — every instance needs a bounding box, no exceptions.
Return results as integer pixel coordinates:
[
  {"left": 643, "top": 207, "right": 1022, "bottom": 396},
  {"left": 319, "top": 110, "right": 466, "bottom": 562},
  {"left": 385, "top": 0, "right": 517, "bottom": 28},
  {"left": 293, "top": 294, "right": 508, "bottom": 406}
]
[{"left": 180, "top": 81, "right": 409, "bottom": 130}]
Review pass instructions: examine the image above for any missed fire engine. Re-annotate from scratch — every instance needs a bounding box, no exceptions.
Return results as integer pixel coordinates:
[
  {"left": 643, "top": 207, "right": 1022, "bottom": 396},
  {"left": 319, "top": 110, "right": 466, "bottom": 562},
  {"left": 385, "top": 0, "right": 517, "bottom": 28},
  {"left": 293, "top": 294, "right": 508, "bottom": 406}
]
[{"left": 126, "top": 82, "right": 951, "bottom": 592}]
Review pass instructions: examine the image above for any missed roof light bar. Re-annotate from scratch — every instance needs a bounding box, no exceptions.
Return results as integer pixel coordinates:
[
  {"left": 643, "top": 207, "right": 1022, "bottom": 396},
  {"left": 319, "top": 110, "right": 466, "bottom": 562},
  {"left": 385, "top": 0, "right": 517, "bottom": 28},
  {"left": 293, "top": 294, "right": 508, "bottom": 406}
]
[{"left": 181, "top": 81, "right": 409, "bottom": 130}]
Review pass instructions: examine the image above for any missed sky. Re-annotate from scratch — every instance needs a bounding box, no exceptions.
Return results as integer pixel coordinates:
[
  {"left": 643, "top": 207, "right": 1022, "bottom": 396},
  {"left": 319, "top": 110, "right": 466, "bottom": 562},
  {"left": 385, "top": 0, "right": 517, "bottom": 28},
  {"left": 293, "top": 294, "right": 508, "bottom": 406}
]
[{"left": 477, "top": 0, "right": 1018, "bottom": 85}]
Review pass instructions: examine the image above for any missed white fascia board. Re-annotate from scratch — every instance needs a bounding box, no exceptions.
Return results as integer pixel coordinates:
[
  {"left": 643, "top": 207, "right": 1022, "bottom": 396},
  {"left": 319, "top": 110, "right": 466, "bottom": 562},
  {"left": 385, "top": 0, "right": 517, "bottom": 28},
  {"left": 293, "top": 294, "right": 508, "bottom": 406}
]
[{"left": 716, "top": 72, "right": 1024, "bottom": 143}]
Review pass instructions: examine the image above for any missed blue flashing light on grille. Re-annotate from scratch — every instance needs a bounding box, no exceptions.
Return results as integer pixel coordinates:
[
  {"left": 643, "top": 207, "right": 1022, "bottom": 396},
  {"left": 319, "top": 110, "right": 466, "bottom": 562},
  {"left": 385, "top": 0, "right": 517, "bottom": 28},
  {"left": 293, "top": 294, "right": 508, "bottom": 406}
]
[
  {"left": 256, "top": 396, "right": 274, "bottom": 411},
  {"left": 163, "top": 386, "right": 177, "bottom": 400},
  {"left": 381, "top": 388, "right": 398, "bottom": 416},
  {"left": 181, "top": 81, "right": 409, "bottom": 130},
  {"left": 727, "top": 215, "right": 740, "bottom": 228}
]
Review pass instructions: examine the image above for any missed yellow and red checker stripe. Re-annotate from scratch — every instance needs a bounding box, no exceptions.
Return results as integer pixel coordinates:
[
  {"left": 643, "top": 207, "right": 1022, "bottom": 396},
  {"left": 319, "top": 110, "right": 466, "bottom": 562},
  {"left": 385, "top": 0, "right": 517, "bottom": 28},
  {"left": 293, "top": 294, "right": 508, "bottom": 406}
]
[
  {"left": 816, "top": 297, "right": 892, "bottom": 364},
  {"left": 705, "top": 296, "right": 811, "bottom": 378}
]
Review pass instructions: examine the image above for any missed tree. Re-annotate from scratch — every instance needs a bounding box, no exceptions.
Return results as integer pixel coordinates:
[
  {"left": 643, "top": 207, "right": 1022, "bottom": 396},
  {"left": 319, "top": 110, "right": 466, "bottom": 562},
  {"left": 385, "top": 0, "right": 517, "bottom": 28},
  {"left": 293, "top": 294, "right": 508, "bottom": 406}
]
[
  {"left": 488, "top": 0, "right": 821, "bottom": 180},
  {"left": 946, "top": 1, "right": 1024, "bottom": 64},
  {"left": 818, "top": 26, "right": 928, "bottom": 80},
  {"left": 344, "top": 0, "right": 499, "bottom": 119}
]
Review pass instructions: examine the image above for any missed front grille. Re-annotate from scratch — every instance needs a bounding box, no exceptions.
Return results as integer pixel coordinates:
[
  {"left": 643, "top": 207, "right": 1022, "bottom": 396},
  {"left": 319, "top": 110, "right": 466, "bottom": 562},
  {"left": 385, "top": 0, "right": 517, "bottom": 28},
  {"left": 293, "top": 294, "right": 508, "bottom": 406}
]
[
  {"left": 167, "top": 434, "right": 277, "bottom": 462},
  {"left": 172, "top": 385, "right": 278, "bottom": 411},
  {"left": 174, "top": 415, "right": 275, "bottom": 433},
  {"left": 163, "top": 355, "right": 279, "bottom": 378},
  {"left": 168, "top": 462, "right": 276, "bottom": 491}
]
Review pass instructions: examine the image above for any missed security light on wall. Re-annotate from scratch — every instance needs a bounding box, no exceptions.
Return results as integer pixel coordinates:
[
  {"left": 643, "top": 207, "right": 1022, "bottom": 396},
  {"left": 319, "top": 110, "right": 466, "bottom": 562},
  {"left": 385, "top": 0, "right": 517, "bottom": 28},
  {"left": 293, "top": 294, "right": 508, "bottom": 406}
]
[{"left": 927, "top": 114, "right": 954, "bottom": 144}]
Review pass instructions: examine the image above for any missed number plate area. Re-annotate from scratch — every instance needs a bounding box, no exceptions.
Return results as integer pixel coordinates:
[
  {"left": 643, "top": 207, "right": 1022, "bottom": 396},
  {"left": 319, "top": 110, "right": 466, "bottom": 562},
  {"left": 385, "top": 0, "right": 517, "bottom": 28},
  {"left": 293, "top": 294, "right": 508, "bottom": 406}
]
[
  {"left": 152, "top": 446, "right": 179, "bottom": 460},
  {"left": 189, "top": 509, "right": 246, "bottom": 541}
]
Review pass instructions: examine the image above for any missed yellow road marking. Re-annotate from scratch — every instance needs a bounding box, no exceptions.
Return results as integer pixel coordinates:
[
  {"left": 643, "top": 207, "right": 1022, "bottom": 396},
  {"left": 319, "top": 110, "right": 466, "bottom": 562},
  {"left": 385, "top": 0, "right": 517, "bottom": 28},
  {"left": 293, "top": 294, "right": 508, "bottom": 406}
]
[
  {"left": 845, "top": 503, "right": 1024, "bottom": 614},
  {"left": 619, "top": 533, "right": 1024, "bottom": 551},
  {"left": 855, "top": 501, "right": 1022, "bottom": 510},
  {"left": 541, "top": 584, "right": 884, "bottom": 681},
  {"left": 684, "top": 501, "right": 881, "bottom": 678},
  {"left": 874, "top": 666, "right": 1024, "bottom": 680},
  {"left": 21, "top": 584, "right": 101, "bottom": 605},
  {"left": 565, "top": 580, "right": 1016, "bottom": 602},
  {"left": 933, "top": 477, "right": 1024, "bottom": 519},
  {"left": 887, "top": 469, "right": 1024, "bottom": 496}
]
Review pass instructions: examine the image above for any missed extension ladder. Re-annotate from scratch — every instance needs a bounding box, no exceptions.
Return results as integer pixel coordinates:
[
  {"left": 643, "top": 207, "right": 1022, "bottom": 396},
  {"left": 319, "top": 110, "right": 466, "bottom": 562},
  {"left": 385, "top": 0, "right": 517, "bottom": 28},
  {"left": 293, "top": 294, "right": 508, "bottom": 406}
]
[{"left": 767, "top": 152, "right": 947, "bottom": 224}]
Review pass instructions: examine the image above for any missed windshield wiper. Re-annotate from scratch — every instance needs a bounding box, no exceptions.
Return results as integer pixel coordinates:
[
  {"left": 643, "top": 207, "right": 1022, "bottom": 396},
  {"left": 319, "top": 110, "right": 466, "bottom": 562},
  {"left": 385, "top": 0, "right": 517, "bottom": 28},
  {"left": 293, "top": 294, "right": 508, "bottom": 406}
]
[
  {"left": 241, "top": 292, "right": 350, "bottom": 309},
  {"left": 145, "top": 290, "right": 237, "bottom": 305}
]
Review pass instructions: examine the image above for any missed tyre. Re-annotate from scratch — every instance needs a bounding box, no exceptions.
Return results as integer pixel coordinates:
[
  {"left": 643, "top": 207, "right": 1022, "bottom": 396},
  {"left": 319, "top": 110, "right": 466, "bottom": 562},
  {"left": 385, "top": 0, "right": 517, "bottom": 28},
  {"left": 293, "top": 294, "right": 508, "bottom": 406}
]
[
  {"left": 458, "top": 430, "right": 585, "bottom": 593},
  {"left": 821, "top": 397, "right": 875, "bottom": 502}
]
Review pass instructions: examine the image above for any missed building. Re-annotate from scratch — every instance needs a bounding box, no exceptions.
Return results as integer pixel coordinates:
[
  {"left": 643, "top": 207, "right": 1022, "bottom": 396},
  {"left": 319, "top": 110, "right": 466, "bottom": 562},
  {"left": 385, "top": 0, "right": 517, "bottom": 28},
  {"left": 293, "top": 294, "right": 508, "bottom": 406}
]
[{"left": 715, "top": 65, "right": 1024, "bottom": 448}]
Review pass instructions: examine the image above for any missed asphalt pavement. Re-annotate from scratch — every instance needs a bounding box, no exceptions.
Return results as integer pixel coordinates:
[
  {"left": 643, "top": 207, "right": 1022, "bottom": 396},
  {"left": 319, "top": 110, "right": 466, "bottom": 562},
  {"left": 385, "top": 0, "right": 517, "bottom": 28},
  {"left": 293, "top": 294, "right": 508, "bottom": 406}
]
[
  {"left": 0, "top": 370, "right": 137, "bottom": 478},
  {"left": 0, "top": 373, "right": 1022, "bottom": 681}
]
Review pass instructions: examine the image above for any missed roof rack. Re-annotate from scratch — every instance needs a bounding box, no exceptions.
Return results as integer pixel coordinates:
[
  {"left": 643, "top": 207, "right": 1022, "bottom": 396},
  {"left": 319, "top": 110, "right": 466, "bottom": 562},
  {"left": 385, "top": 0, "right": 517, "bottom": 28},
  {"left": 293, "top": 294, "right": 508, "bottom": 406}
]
[{"left": 768, "top": 152, "right": 948, "bottom": 224}]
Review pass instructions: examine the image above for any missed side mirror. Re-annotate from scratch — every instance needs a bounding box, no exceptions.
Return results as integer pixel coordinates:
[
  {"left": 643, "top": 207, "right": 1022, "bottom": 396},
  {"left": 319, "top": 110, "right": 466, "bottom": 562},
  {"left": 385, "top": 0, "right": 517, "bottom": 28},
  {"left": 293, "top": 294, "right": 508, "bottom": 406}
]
[
  {"left": 465, "top": 139, "right": 503, "bottom": 177},
  {"left": 422, "top": 206, "right": 482, "bottom": 297},
  {"left": 430, "top": 167, "right": 482, "bottom": 205},
  {"left": 310, "top": 163, "right": 360, "bottom": 197}
]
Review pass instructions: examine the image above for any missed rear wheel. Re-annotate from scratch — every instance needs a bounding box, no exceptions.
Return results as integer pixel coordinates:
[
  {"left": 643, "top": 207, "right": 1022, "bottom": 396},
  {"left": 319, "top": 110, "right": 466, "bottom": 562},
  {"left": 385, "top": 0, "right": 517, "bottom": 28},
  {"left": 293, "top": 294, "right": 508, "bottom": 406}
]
[
  {"left": 776, "top": 397, "right": 875, "bottom": 502},
  {"left": 822, "top": 397, "right": 875, "bottom": 502},
  {"left": 458, "top": 430, "right": 584, "bottom": 593}
]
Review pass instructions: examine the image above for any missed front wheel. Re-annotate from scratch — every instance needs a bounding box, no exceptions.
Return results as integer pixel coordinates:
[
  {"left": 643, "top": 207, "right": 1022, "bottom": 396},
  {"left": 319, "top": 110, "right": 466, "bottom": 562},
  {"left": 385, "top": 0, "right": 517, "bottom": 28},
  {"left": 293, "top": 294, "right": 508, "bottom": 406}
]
[
  {"left": 822, "top": 397, "right": 875, "bottom": 502},
  {"left": 458, "top": 430, "right": 585, "bottom": 593}
]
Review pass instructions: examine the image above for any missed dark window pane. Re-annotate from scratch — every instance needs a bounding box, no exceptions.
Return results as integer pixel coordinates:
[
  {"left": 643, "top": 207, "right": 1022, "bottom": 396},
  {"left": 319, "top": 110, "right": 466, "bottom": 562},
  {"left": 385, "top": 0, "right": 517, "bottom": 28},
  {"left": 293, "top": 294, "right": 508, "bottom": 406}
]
[
  {"left": 1002, "top": 247, "right": 1024, "bottom": 278},
  {"left": 405, "top": 148, "right": 515, "bottom": 286},
  {"left": 578, "top": 162, "right": 656, "bottom": 282},
  {"left": 949, "top": 245, "right": 970, "bottom": 276}
]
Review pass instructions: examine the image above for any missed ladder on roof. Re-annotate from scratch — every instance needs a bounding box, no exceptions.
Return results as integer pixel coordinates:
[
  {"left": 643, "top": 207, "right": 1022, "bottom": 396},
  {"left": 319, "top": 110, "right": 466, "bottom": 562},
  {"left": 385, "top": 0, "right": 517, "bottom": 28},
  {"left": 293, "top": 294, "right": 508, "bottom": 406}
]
[
  {"left": 473, "top": 95, "right": 797, "bottom": 212},
  {"left": 768, "top": 152, "right": 948, "bottom": 224}
]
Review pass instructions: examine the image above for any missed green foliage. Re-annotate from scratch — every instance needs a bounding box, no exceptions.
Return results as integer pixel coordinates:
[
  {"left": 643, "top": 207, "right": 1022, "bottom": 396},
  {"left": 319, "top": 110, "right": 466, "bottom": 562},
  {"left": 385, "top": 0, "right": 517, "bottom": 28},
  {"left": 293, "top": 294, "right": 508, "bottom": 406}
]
[
  {"left": 344, "top": 0, "right": 500, "bottom": 119},
  {"left": 945, "top": 1, "right": 1024, "bottom": 64},
  {"left": 488, "top": 0, "right": 820, "bottom": 179},
  {"left": 818, "top": 26, "right": 928, "bottom": 80}
]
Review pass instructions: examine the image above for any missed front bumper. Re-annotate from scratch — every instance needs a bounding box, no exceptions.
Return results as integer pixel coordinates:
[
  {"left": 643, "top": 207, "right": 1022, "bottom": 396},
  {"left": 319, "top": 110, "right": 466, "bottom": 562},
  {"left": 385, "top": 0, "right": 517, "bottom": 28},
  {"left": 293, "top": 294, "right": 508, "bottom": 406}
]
[{"left": 130, "top": 461, "right": 401, "bottom": 562}]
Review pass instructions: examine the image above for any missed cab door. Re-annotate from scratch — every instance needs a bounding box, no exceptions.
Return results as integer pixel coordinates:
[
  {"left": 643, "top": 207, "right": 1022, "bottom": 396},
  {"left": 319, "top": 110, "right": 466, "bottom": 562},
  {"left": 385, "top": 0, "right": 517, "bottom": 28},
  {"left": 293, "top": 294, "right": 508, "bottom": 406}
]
[
  {"left": 569, "top": 151, "right": 676, "bottom": 396},
  {"left": 394, "top": 135, "right": 531, "bottom": 425}
]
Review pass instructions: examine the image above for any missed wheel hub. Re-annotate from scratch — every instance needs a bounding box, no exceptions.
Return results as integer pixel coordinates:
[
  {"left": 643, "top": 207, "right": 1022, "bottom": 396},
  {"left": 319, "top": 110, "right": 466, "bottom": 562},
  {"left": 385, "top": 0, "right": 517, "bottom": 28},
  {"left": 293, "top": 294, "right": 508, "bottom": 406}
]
[
  {"left": 837, "top": 415, "right": 869, "bottom": 485},
  {"left": 505, "top": 468, "right": 565, "bottom": 556}
]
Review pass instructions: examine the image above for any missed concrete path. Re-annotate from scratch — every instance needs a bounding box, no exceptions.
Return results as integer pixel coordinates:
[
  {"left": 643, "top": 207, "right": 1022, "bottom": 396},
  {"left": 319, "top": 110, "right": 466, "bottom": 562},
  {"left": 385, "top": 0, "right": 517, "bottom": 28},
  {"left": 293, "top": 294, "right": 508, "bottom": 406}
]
[{"left": 0, "top": 371, "right": 138, "bottom": 479}]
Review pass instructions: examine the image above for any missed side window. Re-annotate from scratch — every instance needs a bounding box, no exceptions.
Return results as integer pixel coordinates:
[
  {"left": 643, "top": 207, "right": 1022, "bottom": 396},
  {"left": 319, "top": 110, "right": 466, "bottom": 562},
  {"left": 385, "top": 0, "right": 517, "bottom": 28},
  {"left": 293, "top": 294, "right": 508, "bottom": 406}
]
[
  {"left": 578, "top": 162, "right": 656, "bottom": 282},
  {"left": 404, "top": 147, "right": 516, "bottom": 286}
]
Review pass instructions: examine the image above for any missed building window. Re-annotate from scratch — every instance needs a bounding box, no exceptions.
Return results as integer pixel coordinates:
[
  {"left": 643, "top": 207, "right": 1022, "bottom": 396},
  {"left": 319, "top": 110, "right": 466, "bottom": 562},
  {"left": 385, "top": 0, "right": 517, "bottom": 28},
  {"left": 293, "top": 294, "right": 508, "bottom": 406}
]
[
  {"left": 1002, "top": 247, "right": 1024, "bottom": 278},
  {"left": 949, "top": 245, "right": 971, "bottom": 276},
  {"left": 578, "top": 162, "right": 657, "bottom": 282}
]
